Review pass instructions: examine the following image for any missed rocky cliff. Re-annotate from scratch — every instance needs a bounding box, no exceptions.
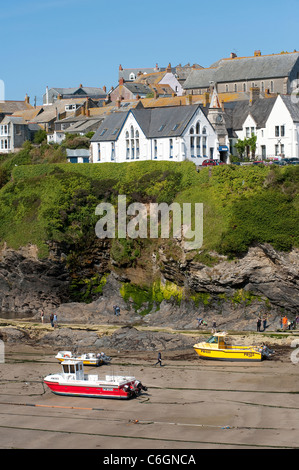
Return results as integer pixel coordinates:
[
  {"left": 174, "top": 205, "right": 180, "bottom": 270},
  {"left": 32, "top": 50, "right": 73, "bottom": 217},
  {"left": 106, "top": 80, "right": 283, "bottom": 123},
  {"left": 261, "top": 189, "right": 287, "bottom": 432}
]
[{"left": 0, "top": 241, "right": 298, "bottom": 331}]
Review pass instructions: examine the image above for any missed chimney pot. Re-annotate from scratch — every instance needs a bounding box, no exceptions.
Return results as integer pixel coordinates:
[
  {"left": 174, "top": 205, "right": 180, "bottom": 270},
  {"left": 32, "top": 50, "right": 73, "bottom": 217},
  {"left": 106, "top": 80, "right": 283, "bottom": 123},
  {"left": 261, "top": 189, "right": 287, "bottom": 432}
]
[
  {"left": 119, "top": 77, "right": 124, "bottom": 86},
  {"left": 103, "top": 85, "right": 107, "bottom": 93},
  {"left": 254, "top": 50, "right": 261, "bottom": 57},
  {"left": 230, "top": 52, "right": 237, "bottom": 59}
]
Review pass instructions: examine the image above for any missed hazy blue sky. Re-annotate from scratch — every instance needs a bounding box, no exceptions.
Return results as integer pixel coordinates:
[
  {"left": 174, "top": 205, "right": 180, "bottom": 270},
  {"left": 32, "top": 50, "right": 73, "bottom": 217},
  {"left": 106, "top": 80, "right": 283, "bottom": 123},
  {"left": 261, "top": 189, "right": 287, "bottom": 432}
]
[{"left": 1, "top": 0, "right": 298, "bottom": 104}]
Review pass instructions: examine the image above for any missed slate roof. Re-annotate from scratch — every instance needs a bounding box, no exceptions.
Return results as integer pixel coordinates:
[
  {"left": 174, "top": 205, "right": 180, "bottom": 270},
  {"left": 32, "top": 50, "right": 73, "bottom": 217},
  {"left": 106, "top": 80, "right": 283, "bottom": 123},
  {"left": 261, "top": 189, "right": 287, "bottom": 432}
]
[
  {"left": 280, "top": 95, "right": 299, "bottom": 122},
  {"left": 223, "top": 97, "right": 276, "bottom": 136},
  {"left": 184, "top": 52, "right": 299, "bottom": 89},
  {"left": 91, "top": 112, "right": 129, "bottom": 142},
  {"left": 91, "top": 104, "right": 202, "bottom": 142},
  {"left": 0, "top": 101, "right": 33, "bottom": 114},
  {"left": 49, "top": 87, "right": 106, "bottom": 98}
]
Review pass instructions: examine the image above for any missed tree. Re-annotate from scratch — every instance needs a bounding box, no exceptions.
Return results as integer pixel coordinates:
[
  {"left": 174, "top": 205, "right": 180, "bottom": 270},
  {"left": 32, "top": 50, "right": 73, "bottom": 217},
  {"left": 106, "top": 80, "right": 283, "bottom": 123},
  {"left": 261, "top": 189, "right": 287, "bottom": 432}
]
[{"left": 34, "top": 129, "right": 47, "bottom": 144}]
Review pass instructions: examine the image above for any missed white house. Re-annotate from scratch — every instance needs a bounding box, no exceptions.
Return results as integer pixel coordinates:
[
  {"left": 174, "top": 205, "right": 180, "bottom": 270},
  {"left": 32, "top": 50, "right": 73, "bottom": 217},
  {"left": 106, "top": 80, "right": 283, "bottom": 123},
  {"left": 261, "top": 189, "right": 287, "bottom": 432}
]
[
  {"left": 90, "top": 104, "right": 219, "bottom": 164},
  {"left": 229, "top": 94, "right": 299, "bottom": 159}
]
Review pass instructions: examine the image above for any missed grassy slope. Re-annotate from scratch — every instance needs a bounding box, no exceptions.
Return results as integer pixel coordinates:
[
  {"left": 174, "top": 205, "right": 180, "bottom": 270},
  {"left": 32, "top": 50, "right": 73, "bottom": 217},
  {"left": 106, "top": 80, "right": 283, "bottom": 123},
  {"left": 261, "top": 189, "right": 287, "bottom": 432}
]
[{"left": 0, "top": 161, "right": 298, "bottom": 259}]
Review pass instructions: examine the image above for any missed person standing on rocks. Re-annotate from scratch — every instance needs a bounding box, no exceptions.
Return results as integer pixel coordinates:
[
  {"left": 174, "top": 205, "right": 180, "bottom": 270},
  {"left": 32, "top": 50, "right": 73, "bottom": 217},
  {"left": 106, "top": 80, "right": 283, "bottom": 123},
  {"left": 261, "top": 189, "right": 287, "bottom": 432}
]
[
  {"left": 257, "top": 317, "right": 261, "bottom": 332},
  {"left": 53, "top": 313, "right": 58, "bottom": 328},
  {"left": 50, "top": 313, "right": 54, "bottom": 328},
  {"left": 40, "top": 309, "right": 44, "bottom": 324}
]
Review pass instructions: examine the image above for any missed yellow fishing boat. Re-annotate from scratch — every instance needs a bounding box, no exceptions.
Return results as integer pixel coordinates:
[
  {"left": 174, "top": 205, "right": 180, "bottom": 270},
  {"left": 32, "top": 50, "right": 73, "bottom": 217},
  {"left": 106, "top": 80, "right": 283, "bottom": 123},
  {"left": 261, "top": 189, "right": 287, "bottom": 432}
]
[{"left": 193, "top": 332, "right": 273, "bottom": 362}]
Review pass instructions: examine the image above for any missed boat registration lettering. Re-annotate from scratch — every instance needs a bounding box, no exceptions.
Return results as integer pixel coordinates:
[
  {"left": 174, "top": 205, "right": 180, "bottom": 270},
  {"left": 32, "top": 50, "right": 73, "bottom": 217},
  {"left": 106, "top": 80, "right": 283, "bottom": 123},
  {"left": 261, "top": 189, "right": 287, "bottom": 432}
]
[
  {"left": 102, "top": 387, "right": 114, "bottom": 391},
  {"left": 244, "top": 352, "right": 255, "bottom": 357}
]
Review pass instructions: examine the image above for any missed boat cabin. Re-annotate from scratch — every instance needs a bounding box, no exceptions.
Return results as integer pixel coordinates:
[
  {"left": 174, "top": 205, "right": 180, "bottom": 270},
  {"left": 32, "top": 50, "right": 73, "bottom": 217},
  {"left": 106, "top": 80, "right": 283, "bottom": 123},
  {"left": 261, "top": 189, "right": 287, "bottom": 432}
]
[
  {"left": 206, "top": 333, "right": 227, "bottom": 349},
  {"left": 61, "top": 360, "right": 84, "bottom": 380}
]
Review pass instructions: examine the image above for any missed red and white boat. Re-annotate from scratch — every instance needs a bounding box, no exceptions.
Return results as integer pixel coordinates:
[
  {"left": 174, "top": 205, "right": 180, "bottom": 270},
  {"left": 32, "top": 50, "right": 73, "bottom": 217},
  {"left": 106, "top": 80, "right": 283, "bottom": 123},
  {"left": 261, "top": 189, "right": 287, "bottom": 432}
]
[{"left": 44, "top": 360, "right": 147, "bottom": 400}]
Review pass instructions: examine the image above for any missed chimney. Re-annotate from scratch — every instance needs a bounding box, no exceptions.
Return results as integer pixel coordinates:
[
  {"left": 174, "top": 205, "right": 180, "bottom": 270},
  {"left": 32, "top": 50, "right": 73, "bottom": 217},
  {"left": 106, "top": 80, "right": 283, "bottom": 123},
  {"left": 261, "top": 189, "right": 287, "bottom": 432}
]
[
  {"left": 166, "top": 63, "right": 172, "bottom": 73},
  {"left": 136, "top": 94, "right": 140, "bottom": 100},
  {"left": 249, "top": 87, "right": 260, "bottom": 106},
  {"left": 119, "top": 64, "right": 123, "bottom": 71},
  {"left": 79, "top": 84, "right": 83, "bottom": 88},
  {"left": 254, "top": 50, "right": 261, "bottom": 57},
  {"left": 186, "top": 94, "right": 192, "bottom": 105},
  {"left": 116, "top": 98, "right": 121, "bottom": 108},
  {"left": 203, "top": 92, "right": 210, "bottom": 107},
  {"left": 119, "top": 77, "right": 124, "bottom": 86},
  {"left": 25, "top": 93, "right": 30, "bottom": 104},
  {"left": 103, "top": 85, "right": 106, "bottom": 93},
  {"left": 230, "top": 52, "right": 237, "bottom": 59}
]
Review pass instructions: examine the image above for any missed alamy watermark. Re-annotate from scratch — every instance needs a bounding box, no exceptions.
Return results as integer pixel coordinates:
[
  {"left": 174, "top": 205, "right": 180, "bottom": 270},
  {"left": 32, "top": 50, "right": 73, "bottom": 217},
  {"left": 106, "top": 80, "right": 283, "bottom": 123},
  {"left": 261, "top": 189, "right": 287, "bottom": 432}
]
[
  {"left": 0, "top": 340, "right": 4, "bottom": 364},
  {"left": 291, "top": 79, "right": 299, "bottom": 104},
  {"left": 95, "top": 195, "right": 203, "bottom": 250},
  {"left": 291, "top": 339, "right": 299, "bottom": 364}
]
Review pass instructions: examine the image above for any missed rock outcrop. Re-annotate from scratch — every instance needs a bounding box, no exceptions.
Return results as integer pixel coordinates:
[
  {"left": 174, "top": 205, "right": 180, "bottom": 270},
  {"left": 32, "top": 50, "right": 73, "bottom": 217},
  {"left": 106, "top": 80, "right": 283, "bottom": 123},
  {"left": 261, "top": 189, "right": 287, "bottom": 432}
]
[{"left": 0, "top": 242, "right": 298, "bottom": 331}]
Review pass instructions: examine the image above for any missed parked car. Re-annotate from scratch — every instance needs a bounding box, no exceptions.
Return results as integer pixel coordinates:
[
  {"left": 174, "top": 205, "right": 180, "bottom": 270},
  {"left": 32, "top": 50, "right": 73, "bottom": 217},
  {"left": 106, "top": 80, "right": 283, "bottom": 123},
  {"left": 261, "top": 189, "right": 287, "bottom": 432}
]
[
  {"left": 278, "top": 158, "right": 299, "bottom": 165},
  {"left": 201, "top": 159, "right": 218, "bottom": 166}
]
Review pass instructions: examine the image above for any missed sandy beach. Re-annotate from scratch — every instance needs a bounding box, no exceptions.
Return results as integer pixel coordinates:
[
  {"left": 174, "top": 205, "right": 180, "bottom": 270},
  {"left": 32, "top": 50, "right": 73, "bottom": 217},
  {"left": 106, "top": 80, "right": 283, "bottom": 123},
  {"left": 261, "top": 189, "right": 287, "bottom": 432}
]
[{"left": 0, "top": 329, "right": 298, "bottom": 451}]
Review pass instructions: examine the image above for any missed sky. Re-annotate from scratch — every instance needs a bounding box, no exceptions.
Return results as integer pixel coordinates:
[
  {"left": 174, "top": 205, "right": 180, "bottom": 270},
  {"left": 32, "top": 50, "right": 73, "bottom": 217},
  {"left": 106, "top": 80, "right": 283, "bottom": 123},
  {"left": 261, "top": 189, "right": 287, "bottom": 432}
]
[{"left": 1, "top": 0, "right": 299, "bottom": 104}]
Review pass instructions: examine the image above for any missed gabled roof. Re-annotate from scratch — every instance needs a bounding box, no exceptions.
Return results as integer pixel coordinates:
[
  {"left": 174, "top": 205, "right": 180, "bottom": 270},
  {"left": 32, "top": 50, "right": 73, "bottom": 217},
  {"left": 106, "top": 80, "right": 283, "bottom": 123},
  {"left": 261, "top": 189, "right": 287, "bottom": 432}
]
[
  {"left": 91, "top": 104, "right": 203, "bottom": 142},
  {"left": 91, "top": 112, "right": 129, "bottom": 142},
  {"left": 280, "top": 95, "right": 299, "bottom": 122},
  {"left": 184, "top": 52, "right": 299, "bottom": 89},
  {"left": 49, "top": 87, "right": 106, "bottom": 98},
  {"left": 223, "top": 97, "right": 276, "bottom": 134},
  {"left": 0, "top": 101, "right": 33, "bottom": 114}
]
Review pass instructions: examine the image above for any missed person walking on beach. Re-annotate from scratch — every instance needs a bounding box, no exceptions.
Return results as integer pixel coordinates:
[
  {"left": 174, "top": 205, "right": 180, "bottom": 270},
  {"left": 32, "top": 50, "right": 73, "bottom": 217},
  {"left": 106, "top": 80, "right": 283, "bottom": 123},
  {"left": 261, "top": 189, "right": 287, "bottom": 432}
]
[
  {"left": 263, "top": 316, "right": 267, "bottom": 331},
  {"left": 155, "top": 352, "right": 162, "bottom": 367},
  {"left": 257, "top": 317, "right": 261, "bottom": 332},
  {"left": 50, "top": 313, "right": 54, "bottom": 328},
  {"left": 212, "top": 320, "right": 217, "bottom": 334}
]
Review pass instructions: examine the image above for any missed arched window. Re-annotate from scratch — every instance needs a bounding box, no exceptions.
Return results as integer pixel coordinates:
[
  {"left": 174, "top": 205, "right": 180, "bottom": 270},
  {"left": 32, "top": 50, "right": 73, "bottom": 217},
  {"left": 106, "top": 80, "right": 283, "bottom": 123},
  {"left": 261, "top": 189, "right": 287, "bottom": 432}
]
[
  {"left": 129, "top": 73, "right": 136, "bottom": 80},
  {"left": 196, "top": 122, "right": 200, "bottom": 134},
  {"left": 135, "top": 130, "right": 139, "bottom": 158},
  {"left": 125, "top": 131, "right": 130, "bottom": 159}
]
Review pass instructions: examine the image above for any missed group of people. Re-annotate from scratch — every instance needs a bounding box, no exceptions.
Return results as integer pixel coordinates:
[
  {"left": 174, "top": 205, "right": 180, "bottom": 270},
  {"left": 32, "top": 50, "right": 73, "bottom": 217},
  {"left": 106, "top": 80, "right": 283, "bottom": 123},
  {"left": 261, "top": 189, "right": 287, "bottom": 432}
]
[
  {"left": 280, "top": 315, "right": 299, "bottom": 331},
  {"left": 256, "top": 316, "right": 268, "bottom": 332}
]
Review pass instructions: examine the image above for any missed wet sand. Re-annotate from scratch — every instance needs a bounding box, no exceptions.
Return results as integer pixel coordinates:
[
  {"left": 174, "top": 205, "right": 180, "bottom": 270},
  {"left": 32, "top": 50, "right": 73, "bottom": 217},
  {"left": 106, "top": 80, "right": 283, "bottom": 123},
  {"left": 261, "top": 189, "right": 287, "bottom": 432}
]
[{"left": 0, "top": 342, "right": 298, "bottom": 450}]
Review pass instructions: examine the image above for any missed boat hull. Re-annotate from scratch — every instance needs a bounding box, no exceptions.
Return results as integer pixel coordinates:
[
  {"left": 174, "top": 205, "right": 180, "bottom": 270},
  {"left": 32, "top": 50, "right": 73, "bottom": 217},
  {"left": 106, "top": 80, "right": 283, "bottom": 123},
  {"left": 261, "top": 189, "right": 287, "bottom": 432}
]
[
  {"left": 56, "top": 358, "right": 101, "bottom": 366},
  {"left": 44, "top": 380, "right": 133, "bottom": 399},
  {"left": 193, "top": 346, "right": 262, "bottom": 362}
]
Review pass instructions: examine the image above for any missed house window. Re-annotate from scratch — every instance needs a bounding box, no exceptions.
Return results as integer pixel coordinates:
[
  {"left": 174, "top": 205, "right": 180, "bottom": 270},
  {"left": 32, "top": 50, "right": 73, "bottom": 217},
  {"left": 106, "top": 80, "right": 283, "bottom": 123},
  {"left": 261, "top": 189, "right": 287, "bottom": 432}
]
[
  {"left": 135, "top": 130, "right": 139, "bottom": 159},
  {"left": 169, "top": 139, "right": 173, "bottom": 158},
  {"left": 225, "top": 84, "right": 229, "bottom": 92},
  {"left": 281, "top": 144, "right": 285, "bottom": 156},
  {"left": 275, "top": 126, "right": 280, "bottom": 137},
  {"left": 246, "top": 127, "right": 250, "bottom": 138},
  {"left": 126, "top": 131, "right": 130, "bottom": 159},
  {"left": 261, "top": 82, "right": 265, "bottom": 93},
  {"left": 275, "top": 144, "right": 279, "bottom": 156},
  {"left": 243, "top": 83, "right": 247, "bottom": 92},
  {"left": 270, "top": 81, "right": 274, "bottom": 93},
  {"left": 97, "top": 143, "right": 101, "bottom": 161},
  {"left": 154, "top": 139, "right": 157, "bottom": 159},
  {"left": 281, "top": 125, "right": 285, "bottom": 137},
  {"left": 111, "top": 142, "right": 115, "bottom": 161},
  {"left": 129, "top": 73, "right": 136, "bottom": 80}
]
